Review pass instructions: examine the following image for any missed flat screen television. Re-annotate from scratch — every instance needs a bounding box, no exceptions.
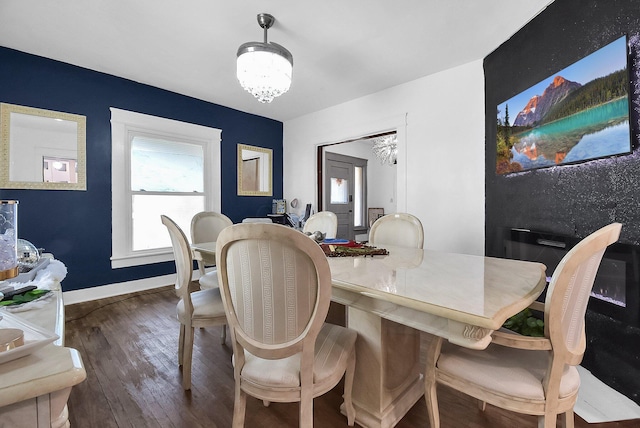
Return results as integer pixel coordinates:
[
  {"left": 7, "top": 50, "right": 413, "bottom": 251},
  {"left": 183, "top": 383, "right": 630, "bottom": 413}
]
[{"left": 496, "top": 35, "right": 631, "bottom": 175}]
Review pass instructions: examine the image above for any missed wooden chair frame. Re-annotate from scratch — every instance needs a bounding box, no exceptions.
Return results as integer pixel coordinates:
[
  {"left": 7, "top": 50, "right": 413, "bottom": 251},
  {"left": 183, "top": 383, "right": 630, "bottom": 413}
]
[
  {"left": 424, "top": 223, "right": 622, "bottom": 428},
  {"left": 162, "top": 215, "right": 228, "bottom": 390},
  {"left": 190, "top": 211, "right": 233, "bottom": 275},
  {"left": 369, "top": 212, "right": 424, "bottom": 249},
  {"left": 216, "top": 223, "right": 356, "bottom": 427}
]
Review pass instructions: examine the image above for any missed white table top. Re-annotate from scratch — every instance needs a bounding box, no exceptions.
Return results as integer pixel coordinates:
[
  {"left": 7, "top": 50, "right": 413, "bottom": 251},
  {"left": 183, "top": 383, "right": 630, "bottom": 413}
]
[
  {"left": 193, "top": 241, "right": 546, "bottom": 331},
  {"left": 327, "top": 245, "right": 546, "bottom": 330}
]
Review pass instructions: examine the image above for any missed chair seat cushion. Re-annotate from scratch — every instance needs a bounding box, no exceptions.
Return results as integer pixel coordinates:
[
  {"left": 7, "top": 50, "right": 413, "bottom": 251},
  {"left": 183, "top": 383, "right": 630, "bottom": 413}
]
[
  {"left": 437, "top": 342, "right": 580, "bottom": 401},
  {"left": 176, "top": 287, "right": 226, "bottom": 323},
  {"left": 240, "top": 323, "right": 357, "bottom": 389},
  {"left": 198, "top": 270, "right": 219, "bottom": 290}
]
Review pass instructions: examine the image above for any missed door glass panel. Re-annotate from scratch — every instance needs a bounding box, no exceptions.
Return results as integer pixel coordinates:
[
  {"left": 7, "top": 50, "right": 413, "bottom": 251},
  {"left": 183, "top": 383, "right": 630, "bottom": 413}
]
[
  {"left": 354, "top": 166, "right": 363, "bottom": 227},
  {"left": 330, "top": 177, "right": 348, "bottom": 204}
]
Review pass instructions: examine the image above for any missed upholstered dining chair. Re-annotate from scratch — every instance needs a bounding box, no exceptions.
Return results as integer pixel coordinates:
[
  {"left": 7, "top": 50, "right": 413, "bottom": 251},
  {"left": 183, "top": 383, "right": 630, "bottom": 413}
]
[
  {"left": 190, "top": 211, "right": 233, "bottom": 276},
  {"left": 302, "top": 210, "right": 338, "bottom": 239},
  {"left": 161, "top": 215, "right": 228, "bottom": 390},
  {"left": 368, "top": 212, "right": 424, "bottom": 249},
  {"left": 424, "top": 222, "right": 622, "bottom": 428},
  {"left": 216, "top": 223, "right": 357, "bottom": 427}
]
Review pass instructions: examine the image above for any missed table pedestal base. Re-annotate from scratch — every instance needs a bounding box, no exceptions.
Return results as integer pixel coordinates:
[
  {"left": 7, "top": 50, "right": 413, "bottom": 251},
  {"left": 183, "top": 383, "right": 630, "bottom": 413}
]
[{"left": 344, "top": 307, "right": 424, "bottom": 428}]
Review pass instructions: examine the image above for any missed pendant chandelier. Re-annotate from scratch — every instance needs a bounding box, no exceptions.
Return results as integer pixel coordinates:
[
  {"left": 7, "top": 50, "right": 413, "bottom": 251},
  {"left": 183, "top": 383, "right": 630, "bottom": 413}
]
[
  {"left": 372, "top": 135, "right": 398, "bottom": 165},
  {"left": 236, "top": 13, "right": 293, "bottom": 103}
]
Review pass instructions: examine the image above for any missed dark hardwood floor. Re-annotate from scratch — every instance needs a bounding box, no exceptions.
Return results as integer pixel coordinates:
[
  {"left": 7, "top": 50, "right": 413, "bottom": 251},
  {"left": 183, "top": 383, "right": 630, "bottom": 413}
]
[{"left": 65, "top": 287, "right": 639, "bottom": 427}]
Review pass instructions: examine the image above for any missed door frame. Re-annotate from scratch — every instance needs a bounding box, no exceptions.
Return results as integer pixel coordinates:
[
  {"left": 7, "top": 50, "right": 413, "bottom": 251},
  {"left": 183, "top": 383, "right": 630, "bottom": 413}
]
[{"left": 317, "top": 130, "right": 396, "bottom": 212}]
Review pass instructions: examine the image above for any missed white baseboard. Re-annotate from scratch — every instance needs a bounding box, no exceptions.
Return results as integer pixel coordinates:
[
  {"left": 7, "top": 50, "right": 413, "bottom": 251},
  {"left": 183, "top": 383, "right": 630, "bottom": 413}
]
[{"left": 62, "top": 273, "right": 177, "bottom": 305}]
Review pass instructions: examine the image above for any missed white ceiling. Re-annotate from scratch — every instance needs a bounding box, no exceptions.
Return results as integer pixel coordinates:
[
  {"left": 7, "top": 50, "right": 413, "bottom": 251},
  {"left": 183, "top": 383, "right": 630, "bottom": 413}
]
[{"left": 0, "top": 1, "right": 553, "bottom": 122}]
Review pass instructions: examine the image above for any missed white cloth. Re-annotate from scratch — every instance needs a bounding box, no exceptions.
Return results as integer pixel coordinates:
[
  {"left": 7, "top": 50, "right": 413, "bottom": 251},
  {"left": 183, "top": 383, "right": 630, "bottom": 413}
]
[{"left": 0, "top": 259, "right": 67, "bottom": 312}]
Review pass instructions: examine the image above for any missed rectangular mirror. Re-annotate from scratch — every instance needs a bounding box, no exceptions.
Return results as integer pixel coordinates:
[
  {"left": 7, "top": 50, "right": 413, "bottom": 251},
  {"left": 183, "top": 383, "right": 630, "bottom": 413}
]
[
  {"left": 0, "top": 103, "right": 86, "bottom": 190},
  {"left": 237, "top": 143, "right": 272, "bottom": 196}
]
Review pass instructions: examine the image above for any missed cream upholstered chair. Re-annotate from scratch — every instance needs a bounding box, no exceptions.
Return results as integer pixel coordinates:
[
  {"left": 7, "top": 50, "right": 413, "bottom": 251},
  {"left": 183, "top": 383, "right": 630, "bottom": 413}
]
[
  {"left": 216, "top": 223, "right": 357, "bottom": 427},
  {"left": 302, "top": 211, "right": 338, "bottom": 238},
  {"left": 424, "top": 222, "right": 622, "bottom": 428},
  {"left": 161, "top": 215, "right": 228, "bottom": 390},
  {"left": 190, "top": 211, "right": 233, "bottom": 277},
  {"left": 368, "top": 212, "right": 424, "bottom": 249}
]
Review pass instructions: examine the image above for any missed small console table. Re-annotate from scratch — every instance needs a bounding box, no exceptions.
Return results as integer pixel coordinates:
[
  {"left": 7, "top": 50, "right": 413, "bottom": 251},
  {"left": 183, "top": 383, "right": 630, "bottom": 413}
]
[{"left": 0, "top": 266, "right": 86, "bottom": 427}]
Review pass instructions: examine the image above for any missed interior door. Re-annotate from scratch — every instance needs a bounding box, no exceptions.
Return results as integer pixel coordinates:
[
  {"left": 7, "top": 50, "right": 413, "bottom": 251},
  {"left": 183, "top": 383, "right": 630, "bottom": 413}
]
[{"left": 325, "top": 152, "right": 355, "bottom": 240}]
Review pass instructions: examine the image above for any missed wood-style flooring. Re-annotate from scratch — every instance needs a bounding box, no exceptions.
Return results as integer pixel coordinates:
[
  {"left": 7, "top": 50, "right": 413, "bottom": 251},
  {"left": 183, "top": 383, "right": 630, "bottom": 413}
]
[{"left": 64, "top": 286, "right": 639, "bottom": 427}]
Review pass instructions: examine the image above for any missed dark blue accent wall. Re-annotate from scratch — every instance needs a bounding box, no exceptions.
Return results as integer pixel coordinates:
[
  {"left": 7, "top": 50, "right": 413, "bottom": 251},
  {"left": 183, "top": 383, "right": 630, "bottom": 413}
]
[{"left": 0, "top": 47, "right": 283, "bottom": 292}]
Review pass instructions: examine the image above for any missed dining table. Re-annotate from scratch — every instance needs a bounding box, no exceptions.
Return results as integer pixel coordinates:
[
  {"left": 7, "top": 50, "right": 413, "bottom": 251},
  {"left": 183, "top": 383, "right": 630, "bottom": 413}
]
[{"left": 191, "top": 240, "right": 547, "bottom": 428}]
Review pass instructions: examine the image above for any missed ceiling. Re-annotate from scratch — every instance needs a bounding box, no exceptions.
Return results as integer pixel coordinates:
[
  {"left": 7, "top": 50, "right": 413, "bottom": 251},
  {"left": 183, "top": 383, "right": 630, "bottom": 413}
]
[{"left": 0, "top": 1, "right": 553, "bottom": 122}]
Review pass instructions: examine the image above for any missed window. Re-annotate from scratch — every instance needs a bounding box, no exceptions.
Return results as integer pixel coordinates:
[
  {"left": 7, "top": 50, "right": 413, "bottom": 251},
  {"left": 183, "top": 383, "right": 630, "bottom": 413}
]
[{"left": 111, "top": 108, "right": 221, "bottom": 268}]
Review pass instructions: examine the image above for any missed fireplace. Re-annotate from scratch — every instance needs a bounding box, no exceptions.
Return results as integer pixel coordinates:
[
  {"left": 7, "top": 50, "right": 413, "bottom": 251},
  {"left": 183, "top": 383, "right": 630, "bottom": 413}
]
[
  {"left": 502, "top": 228, "right": 640, "bottom": 328},
  {"left": 500, "top": 227, "right": 640, "bottom": 404}
]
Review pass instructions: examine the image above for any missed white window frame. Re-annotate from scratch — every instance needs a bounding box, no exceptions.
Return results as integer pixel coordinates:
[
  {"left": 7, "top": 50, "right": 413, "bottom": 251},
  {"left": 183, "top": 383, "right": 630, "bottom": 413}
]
[{"left": 110, "top": 108, "right": 221, "bottom": 268}]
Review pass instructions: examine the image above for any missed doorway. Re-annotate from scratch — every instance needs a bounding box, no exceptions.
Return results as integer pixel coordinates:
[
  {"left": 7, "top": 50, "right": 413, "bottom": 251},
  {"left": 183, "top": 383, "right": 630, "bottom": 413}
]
[
  {"left": 325, "top": 152, "right": 367, "bottom": 240},
  {"left": 317, "top": 131, "right": 397, "bottom": 240}
]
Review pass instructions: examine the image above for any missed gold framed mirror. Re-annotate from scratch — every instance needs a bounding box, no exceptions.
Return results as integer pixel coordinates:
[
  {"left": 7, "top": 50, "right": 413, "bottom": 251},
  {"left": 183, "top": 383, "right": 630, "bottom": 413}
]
[
  {"left": 237, "top": 144, "right": 272, "bottom": 196},
  {"left": 0, "top": 103, "right": 87, "bottom": 190}
]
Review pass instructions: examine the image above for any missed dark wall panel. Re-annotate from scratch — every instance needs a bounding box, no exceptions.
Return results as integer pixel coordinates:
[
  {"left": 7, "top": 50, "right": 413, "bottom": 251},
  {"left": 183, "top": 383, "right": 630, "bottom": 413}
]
[
  {"left": 485, "top": 0, "right": 640, "bottom": 404},
  {"left": 0, "top": 47, "right": 283, "bottom": 291}
]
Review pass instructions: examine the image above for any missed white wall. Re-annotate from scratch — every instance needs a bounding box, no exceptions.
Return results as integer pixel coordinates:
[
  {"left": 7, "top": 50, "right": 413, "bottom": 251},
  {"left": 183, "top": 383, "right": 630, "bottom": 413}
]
[{"left": 283, "top": 60, "right": 486, "bottom": 255}]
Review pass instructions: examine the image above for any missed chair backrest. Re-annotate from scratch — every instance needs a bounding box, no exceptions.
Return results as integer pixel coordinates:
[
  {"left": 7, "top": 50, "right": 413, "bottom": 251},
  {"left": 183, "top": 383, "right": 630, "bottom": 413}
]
[
  {"left": 216, "top": 223, "right": 331, "bottom": 361},
  {"left": 369, "top": 213, "right": 424, "bottom": 249},
  {"left": 302, "top": 211, "right": 338, "bottom": 238},
  {"left": 161, "top": 215, "right": 194, "bottom": 307},
  {"left": 545, "top": 222, "right": 621, "bottom": 363},
  {"left": 190, "top": 211, "right": 233, "bottom": 245}
]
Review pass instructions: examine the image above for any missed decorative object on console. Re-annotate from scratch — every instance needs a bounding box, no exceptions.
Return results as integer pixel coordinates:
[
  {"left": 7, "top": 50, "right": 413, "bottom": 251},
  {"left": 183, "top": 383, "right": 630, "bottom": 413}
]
[
  {"left": 236, "top": 13, "right": 293, "bottom": 103},
  {"left": 0, "top": 200, "right": 18, "bottom": 280},
  {"left": 1, "top": 259, "right": 67, "bottom": 313},
  {"left": 272, "top": 198, "right": 286, "bottom": 214},
  {"left": 16, "top": 239, "right": 39, "bottom": 272}
]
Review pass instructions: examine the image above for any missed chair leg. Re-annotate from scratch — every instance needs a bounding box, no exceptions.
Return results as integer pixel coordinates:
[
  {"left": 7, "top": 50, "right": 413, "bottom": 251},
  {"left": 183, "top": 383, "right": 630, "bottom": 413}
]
[
  {"left": 220, "top": 324, "right": 227, "bottom": 344},
  {"left": 232, "top": 384, "right": 247, "bottom": 428},
  {"left": 178, "top": 323, "right": 186, "bottom": 367},
  {"left": 262, "top": 400, "right": 270, "bottom": 407},
  {"left": 560, "top": 410, "right": 574, "bottom": 428},
  {"left": 343, "top": 348, "right": 356, "bottom": 426},
  {"left": 424, "top": 335, "right": 443, "bottom": 428},
  {"left": 182, "top": 326, "right": 195, "bottom": 390},
  {"left": 299, "top": 372, "right": 314, "bottom": 428},
  {"left": 197, "top": 260, "right": 206, "bottom": 276},
  {"left": 538, "top": 414, "right": 557, "bottom": 428},
  {"left": 299, "top": 395, "right": 313, "bottom": 428},
  {"left": 477, "top": 400, "right": 486, "bottom": 411}
]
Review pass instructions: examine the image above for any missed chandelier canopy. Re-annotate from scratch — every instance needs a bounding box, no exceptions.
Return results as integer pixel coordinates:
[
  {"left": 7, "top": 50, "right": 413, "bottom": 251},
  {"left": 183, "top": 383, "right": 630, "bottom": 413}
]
[{"left": 237, "top": 13, "right": 293, "bottom": 103}]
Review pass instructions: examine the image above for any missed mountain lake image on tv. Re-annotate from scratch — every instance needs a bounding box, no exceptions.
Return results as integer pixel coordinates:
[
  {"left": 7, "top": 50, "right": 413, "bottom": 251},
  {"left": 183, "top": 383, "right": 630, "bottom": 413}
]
[{"left": 496, "top": 35, "right": 631, "bottom": 175}]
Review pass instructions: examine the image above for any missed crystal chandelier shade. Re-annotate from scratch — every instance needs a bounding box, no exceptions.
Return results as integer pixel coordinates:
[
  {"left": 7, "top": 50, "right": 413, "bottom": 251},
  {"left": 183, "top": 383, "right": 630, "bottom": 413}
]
[
  {"left": 372, "top": 135, "right": 398, "bottom": 165},
  {"left": 236, "top": 14, "right": 293, "bottom": 103}
]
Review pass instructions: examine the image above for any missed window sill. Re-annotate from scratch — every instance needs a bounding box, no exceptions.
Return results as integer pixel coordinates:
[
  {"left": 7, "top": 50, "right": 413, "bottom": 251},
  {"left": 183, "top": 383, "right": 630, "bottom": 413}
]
[{"left": 111, "top": 249, "right": 173, "bottom": 269}]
